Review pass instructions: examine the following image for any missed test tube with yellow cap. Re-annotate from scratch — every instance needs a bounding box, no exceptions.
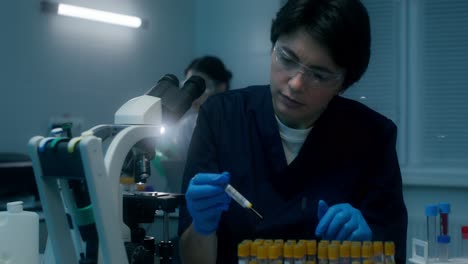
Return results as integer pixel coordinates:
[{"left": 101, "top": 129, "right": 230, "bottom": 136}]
[
  {"left": 339, "top": 242, "right": 351, "bottom": 264},
  {"left": 306, "top": 240, "right": 317, "bottom": 263},
  {"left": 373, "top": 241, "right": 384, "bottom": 264},
  {"left": 268, "top": 244, "right": 282, "bottom": 264},
  {"left": 350, "top": 241, "right": 361, "bottom": 264},
  {"left": 257, "top": 245, "right": 268, "bottom": 264},
  {"left": 294, "top": 242, "right": 307, "bottom": 264},
  {"left": 328, "top": 243, "right": 339, "bottom": 264},
  {"left": 318, "top": 242, "right": 328, "bottom": 264},
  {"left": 283, "top": 241, "right": 295, "bottom": 264},
  {"left": 361, "top": 242, "right": 373, "bottom": 264},
  {"left": 384, "top": 241, "right": 396, "bottom": 264},
  {"left": 238, "top": 242, "right": 250, "bottom": 264}
]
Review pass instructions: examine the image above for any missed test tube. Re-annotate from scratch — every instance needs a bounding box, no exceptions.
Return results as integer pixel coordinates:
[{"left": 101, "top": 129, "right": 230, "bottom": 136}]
[
  {"left": 317, "top": 242, "right": 328, "bottom": 264},
  {"left": 425, "top": 204, "right": 438, "bottom": 259},
  {"left": 384, "top": 241, "right": 396, "bottom": 264},
  {"left": 373, "top": 241, "right": 384, "bottom": 264},
  {"left": 238, "top": 242, "right": 250, "bottom": 264},
  {"left": 294, "top": 241, "right": 307, "bottom": 264},
  {"left": 339, "top": 242, "right": 351, "bottom": 264},
  {"left": 439, "top": 203, "right": 450, "bottom": 236},
  {"left": 306, "top": 240, "right": 317, "bottom": 263},
  {"left": 462, "top": 226, "right": 468, "bottom": 258},
  {"left": 257, "top": 245, "right": 268, "bottom": 264},
  {"left": 350, "top": 242, "right": 361, "bottom": 264},
  {"left": 437, "top": 235, "right": 450, "bottom": 262},
  {"left": 361, "top": 242, "right": 373, "bottom": 264},
  {"left": 268, "top": 244, "right": 282, "bottom": 264},
  {"left": 283, "top": 241, "right": 295, "bottom": 264},
  {"left": 328, "top": 244, "right": 339, "bottom": 264}
]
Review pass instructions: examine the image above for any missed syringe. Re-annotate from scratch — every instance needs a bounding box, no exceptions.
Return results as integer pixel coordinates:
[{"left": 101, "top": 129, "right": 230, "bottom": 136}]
[{"left": 225, "top": 184, "right": 263, "bottom": 220}]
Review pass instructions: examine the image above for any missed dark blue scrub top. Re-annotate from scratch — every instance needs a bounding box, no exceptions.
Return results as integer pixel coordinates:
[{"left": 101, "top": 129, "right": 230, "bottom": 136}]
[{"left": 178, "top": 85, "right": 407, "bottom": 264}]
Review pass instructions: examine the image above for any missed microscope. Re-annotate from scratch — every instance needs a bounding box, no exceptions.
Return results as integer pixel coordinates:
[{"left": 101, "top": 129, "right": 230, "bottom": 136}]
[{"left": 28, "top": 74, "right": 205, "bottom": 264}]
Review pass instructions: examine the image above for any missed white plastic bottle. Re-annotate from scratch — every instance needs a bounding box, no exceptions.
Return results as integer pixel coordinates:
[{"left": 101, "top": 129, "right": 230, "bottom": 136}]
[{"left": 0, "top": 201, "right": 39, "bottom": 264}]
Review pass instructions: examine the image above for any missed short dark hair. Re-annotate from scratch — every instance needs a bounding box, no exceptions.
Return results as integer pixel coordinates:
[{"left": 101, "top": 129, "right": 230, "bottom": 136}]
[
  {"left": 271, "top": 0, "right": 371, "bottom": 90},
  {"left": 184, "top": 56, "right": 233, "bottom": 90}
]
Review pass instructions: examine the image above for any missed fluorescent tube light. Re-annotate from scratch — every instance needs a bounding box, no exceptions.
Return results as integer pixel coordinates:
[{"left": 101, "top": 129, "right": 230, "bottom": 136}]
[{"left": 56, "top": 3, "right": 142, "bottom": 28}]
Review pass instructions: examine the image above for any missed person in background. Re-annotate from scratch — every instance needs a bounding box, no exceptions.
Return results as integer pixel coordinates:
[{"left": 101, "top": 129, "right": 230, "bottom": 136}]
[
  {"left": 178, "top": 0, "right": 408, "bottom": 263},
  {"left": 153, "top": 56, "right": 232, "bottom": 192},
  {"left": 173, "top": 56, "right": 233, "bottom": 161}
]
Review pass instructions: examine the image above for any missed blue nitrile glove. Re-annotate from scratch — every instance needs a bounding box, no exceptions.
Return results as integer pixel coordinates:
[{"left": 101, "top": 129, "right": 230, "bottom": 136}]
[
  {"left": 315, "top": 200, "right": 372, "bottom": 241},
  {"left": 185, "top": 172, "right": 231, "bottom": 235}
]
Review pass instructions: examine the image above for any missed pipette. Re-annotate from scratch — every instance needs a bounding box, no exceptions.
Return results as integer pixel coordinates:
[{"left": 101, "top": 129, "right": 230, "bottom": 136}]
[{"left": 224, "top": 184, "right": 263, "bottom": 220}]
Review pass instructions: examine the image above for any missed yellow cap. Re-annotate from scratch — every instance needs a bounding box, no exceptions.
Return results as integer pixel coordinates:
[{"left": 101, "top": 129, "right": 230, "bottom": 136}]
[
  {"left": 318, "top": 243, "right": 328, "bottom": 260},
  {"left": 251, "top": 241, "right": 260, "bottom": 257},
  {"left": 254, "top": 239, "right": 264, "bottom": 245},
  {"left": 319, "top": 240, "right": 329, "bottom": 247},
  {"left": 385, "top": 241, "right": 395, "bottom": 256},
  {"left": 351, "top": 242, "right": 361, "bottom": 258},
  {"left": 274, "top": 239, "right": 284, "bottom": 245},
  {"left": 363, "top": 241, "right": 373, "bottom": 247},
  {"left": 257, "top": 245, "right": 268, "bottom": 260},
  {"left": 361, "top": 243, "right": 373, "bottom": 258},
  {"left": 363, "top": 260, "right": 373, "bottom": 264},
  {"left": 373, "top": 241, "right": 383, "bottom": 255},
  {"left": 332, "top": 240, "right": 341, "bottom": 246},
  {"left": 294, "top": 243, "right": 306, "bottom": 259},
  {"left": 286, "top": 239, "right": 297, "bottom": 245},
  {"left": 135, "top": 182, "right": 146, "bottom": 191},
  {"left": 120, "top": 176, "right": 134, "bottom": 184},
  {"left": 284, "top": 242, "right": 294, "bottom": 258},
  {"left": 268, "top": 244, "right": 282, "bottom": 259},
  {"left": 263, "top": 239, "right": 274, "bottom": 247},
  {"left": 238, "top": 243, "right": 250, "bottom": 257},
  {"left": 351, "top": 241, "right": 361, "bottom": 247},
  {"left": 242, "top": 239, "right": 253, "bottom": 245},
  {"left": 340, "top": 243, "right": 350, "bottom": 258},
  {"left": 306, "top": 240, "right": 317, "bottom": 255},
  {"left": 328, "top": 244, "right": 339, "bottom": 260}
]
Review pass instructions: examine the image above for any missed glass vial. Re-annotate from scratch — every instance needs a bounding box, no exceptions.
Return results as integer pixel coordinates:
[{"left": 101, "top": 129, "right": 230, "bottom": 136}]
[
  {"left": 461, "top": 226, "right": 468, "bottom": 258},
  {"left": 384, "top": 241, "right": 396, "bottom": 264},
  {"left": 238, "top": 242, "right": 250, "bottom": 264},
  {"left": 425, "top": 204, "right": 438, "bottom": 259},
  {"left": 439, "top": 203, "right": 450, "bottom": 236},
  {"left": 283, "top": 241, "right": 295, "bottom": 264},
  {"left": 437, "top": 235, "right": 450, "bottom": 262}
]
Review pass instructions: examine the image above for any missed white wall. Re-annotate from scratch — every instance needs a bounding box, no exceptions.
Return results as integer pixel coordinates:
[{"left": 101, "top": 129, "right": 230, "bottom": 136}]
[
  {"left": 194, "top": 0, "right": 281, "bottom": 89},
  {"left": 0, "top": 0, "right": 196, "bottom": 154}
]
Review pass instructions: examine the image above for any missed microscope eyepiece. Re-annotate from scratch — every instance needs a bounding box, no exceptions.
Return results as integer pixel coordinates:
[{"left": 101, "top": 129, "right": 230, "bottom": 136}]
[
  {"left": 145, "top": 74, "right": 180, "bottom": 98},
  {"left": 159, "top": 74, "right": 179, "bottom": 86},
  {"left": 182, "top": 75, "right": 206, "bottom": 100}
]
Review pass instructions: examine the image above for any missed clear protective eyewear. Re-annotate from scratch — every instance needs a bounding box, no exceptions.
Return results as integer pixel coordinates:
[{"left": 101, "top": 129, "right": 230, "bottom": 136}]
[{"left": 273, "top": 45, "right": 343, "bottom": 88}]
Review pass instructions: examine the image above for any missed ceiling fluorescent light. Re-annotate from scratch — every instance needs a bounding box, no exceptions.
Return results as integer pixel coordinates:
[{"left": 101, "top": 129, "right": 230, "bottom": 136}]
[{"left": 41, "top": 1, "right": 143, "bottom": 28}]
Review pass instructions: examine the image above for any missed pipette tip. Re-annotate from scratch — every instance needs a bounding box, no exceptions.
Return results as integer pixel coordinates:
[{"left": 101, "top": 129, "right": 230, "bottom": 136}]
[{"left": 250, "top": 207, "right": 263, "bottom": 220}]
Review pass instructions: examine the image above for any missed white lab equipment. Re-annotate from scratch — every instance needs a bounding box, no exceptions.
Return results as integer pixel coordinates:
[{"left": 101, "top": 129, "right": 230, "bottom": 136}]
[
  {"left": 437, "top": 235, "right": 450, "bottom": 262},
  {"left": 28, "top": 74, "right": 205, "bottom": 264},
  {"left": 0, "top": 201, "right": 39, "bottom": 264}
]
